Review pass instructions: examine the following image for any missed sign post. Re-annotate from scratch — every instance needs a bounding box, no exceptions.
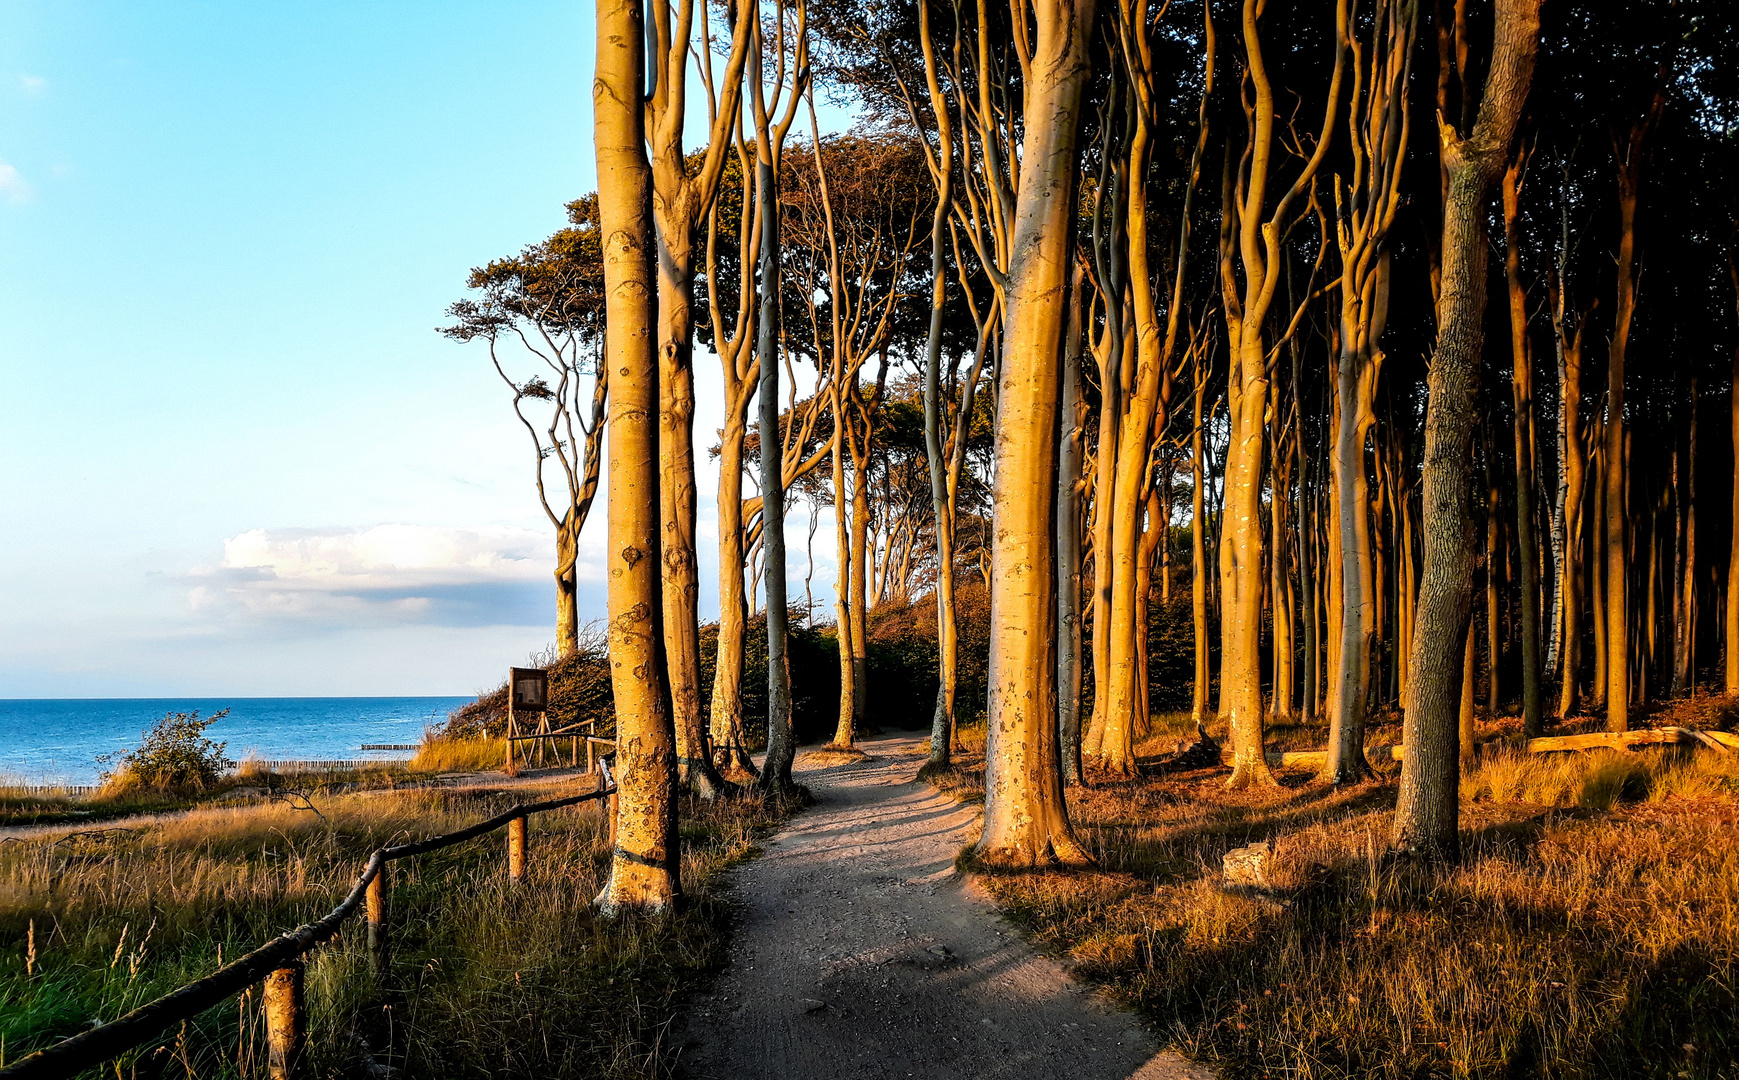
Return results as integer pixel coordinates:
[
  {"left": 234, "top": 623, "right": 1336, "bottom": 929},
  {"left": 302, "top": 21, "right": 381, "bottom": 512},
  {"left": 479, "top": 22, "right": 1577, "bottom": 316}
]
[{"left": 505, "top": 666, "right": 549, "bottom": 771}]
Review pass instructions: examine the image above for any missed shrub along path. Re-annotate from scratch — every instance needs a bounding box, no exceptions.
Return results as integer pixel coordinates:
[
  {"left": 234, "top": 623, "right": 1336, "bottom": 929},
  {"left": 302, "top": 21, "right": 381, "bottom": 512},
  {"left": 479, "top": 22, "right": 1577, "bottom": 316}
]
[{"left": 681, "top": 735, "right": 1209, "bottom": 1080}]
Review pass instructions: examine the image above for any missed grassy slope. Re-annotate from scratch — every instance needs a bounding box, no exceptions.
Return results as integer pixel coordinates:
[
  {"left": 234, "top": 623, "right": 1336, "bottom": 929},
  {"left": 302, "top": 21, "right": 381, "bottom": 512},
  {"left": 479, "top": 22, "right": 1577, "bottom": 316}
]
[
  {"left": 936, "top": 714, "right": 1739, "bottom": 1080},
  {"left": 1, "top": 777, "right": 794, "bottom": 1079}
]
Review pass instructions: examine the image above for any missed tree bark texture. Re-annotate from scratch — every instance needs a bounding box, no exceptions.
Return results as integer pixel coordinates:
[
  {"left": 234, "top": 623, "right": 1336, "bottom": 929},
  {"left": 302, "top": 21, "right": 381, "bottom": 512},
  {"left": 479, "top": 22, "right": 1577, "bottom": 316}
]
[
  {"left": 978, "top": 0, "right": 1095, "bottom": 869},
  {"left": 595, "top": 0, "right": 680, "bottom": 912},
  {"left": 1392, "top": 0, "right": 1539, "bottom": 858}
]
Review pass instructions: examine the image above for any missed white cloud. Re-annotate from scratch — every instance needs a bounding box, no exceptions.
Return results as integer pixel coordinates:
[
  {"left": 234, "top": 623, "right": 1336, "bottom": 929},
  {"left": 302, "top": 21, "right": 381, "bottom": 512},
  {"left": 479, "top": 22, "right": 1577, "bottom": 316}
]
[
  {"left": 0, "top": 161, "right": 32, "bottom": 204},
  {"left": 19, "top": 74, "right": 46, "bottom": 95},
  {"left": 221, "top": 523, "right": 546, "bottom": 585},
  {"left": 186, "top": 524, "right": 597, "bottom": 627}
]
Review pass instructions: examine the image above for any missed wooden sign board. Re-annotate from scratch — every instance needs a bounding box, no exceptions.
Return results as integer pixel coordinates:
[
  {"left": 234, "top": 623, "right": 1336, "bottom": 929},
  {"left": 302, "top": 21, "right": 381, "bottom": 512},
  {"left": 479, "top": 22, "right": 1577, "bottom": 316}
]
[{"left": 510, "top": 667, "right": 549, "bottom": 712}]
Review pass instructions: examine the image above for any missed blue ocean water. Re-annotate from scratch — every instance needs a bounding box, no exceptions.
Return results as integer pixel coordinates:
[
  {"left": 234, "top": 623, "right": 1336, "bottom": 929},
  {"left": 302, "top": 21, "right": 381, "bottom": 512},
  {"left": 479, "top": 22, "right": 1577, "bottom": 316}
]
[{"left": 0, "top": 697, "right": 472, "bottom": 785}]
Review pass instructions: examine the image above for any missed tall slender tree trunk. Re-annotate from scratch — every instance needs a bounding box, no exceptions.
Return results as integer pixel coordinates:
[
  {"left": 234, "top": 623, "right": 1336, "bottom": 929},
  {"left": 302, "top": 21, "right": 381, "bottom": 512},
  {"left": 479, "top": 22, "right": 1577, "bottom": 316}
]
[
  {"left": 1161, "top": 462, "right": 1173, "bottom": 604},
  {"left": 830, "top": 400, "right": 856, "bottom": 747},
  {"left": 1221, "top": 0, "right": 1346, "bottom": 789},
  {"left": 1503, "top": 156, "right": 1543, "bottom": 736},
  {"left": 556, "top": 512, "right": 580, "bottom": 658},
  {"left": 1327, "top": 355, "right": 1380, "bottom": 780},
  {"left": 1297, "top": 355, "right": 1318, "bottom": 725},
  {"left": 1728, "top": 259, "right": 1739, "bottom": 693},
  {"left": 1592, "top": 441, "right": 1608, "bottom": 707},
  {"left": 711, "top": 408, "right": 759, "bottom": 775},
  {"left": 977, "top": 0, "right": 1095, "bottom": 868},
  {"left": 1087, "top": 321, "right": 1122, "bottom": 760},
  {"left": 1393, "top": 0, "right": 1539, "bottom": 858},
  {"left": 1459, "top": 617, "right": 1477, "bottom": 766},
  {"left": 1487, "top": 473, "right": 1501, "bottom": 714},
  {"left": 849, "top": 422, "right": 872, "bottom": 735},
  {"left": 1191, "top": 356, "right": 1212, "bottom": 728},
  {"left": 752, "top": 28, "right": 796, "bottom": 789},
  {"left": 1271, "top": 417, "right": 1295, "bottom": 721},
  {"left": 654, "top": 209, "right": 717, "bottom": 800},
  {"left": 1604, "top": 105, "right": 1658, "bottom": 729},
  {"left": 595, "top": 0, "right": 678, "bottom": 911},
  {"left": 919, "top": 12, "right": 959, "bottom": 769},
  {"left": 1672, "top": 387, "right": 1695, "bottom": 696},
  {"left": 1058, "top": 269, "right": 1088, "bottom": 784}
]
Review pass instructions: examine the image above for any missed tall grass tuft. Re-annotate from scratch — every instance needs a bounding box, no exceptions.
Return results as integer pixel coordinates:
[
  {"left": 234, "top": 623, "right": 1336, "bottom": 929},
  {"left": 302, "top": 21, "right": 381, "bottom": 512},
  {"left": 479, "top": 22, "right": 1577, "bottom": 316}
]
[
  {"left": 944, "top": 726, "right": 1739, "bottom": 1079},
  {"left": 1, "top": 780, "right": 788, "bottom": 1078}
]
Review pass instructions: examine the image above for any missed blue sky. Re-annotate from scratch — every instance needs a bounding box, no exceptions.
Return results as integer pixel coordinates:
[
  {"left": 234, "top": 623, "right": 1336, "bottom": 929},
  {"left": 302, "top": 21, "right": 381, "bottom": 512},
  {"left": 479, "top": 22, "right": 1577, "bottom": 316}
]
[{"left": 0, "top": 2, "right": 832, "bottom": 697}]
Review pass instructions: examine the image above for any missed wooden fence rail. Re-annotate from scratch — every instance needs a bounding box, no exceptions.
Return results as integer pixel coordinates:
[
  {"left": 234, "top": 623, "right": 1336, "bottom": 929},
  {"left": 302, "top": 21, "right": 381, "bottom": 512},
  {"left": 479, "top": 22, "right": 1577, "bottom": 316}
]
[{"left": 0, "top": 772, "right": 617, "bottom": 1080}]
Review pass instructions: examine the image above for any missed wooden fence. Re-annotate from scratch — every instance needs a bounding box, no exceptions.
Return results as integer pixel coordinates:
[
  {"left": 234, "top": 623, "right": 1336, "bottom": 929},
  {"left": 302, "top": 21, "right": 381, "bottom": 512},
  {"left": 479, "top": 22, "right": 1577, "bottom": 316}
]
[{"left": 0, "top": 764, "right": 618, "bottom": 1080}]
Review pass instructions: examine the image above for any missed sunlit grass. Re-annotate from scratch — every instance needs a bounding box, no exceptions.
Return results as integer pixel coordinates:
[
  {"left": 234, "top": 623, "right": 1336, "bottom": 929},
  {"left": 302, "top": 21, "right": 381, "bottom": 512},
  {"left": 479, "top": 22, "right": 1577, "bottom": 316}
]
[
  {"left": 0, "top": 780, "right": 791, "bottom": 1079},
  {"left": 408, "top": 736, "right": 508, "bottom": 774},
  {"left": 940, "top": 719, "right": 1739, "bottom": 1079}
]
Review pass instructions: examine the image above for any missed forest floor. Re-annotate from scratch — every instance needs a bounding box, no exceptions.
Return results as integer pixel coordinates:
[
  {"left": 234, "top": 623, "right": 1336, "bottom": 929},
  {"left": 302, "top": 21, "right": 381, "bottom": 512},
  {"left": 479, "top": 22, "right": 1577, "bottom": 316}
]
[
  {"left": 679, "top": 734, "right": 1212, "bottom": 1080},
  {"left": 926, "top": 712, "right": 1739, "bottom": 1080}
]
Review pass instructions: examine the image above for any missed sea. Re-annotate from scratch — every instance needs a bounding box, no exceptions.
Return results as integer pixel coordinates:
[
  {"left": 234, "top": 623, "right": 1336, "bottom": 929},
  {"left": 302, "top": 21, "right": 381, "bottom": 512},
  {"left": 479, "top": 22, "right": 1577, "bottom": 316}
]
[{"left": 0, "top": 697, "right": 472, "bottom": 786}]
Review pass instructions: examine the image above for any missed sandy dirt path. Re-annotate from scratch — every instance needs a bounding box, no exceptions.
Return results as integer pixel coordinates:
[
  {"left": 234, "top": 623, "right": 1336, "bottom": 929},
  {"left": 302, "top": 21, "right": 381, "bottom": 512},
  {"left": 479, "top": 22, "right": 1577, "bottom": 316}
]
[{"left": 680, "top": 734, "right": 1211, "bottom": 1080}]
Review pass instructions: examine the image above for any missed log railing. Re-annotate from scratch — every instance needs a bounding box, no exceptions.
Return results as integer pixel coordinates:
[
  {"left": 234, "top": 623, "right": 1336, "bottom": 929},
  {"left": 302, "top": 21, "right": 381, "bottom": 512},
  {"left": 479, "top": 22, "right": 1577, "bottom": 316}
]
[{"left": 0, "top": 764, "right": 617, "bottom": 1080}]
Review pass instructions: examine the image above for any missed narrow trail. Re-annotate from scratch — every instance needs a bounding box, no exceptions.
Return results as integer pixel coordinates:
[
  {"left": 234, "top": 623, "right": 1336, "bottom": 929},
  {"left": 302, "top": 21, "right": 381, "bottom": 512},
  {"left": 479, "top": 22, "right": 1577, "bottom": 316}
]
[{"left": 680, "top": 734, "right": 1210, "bottom": 1080}]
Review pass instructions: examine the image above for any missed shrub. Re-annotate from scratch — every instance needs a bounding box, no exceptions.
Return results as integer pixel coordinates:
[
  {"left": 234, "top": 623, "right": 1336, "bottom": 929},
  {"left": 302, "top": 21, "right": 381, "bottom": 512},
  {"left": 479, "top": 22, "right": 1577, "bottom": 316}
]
[
  {"left": 98, "top": 708, "right": 235, "bottom": 793},
  {"left": 439, "top": 628, "right": 614, "bottom": 741}
]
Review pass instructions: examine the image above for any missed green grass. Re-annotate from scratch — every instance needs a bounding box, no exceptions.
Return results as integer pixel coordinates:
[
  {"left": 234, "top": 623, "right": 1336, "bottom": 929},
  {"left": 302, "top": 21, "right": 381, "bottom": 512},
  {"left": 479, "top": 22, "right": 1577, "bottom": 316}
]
[{"left": 1, "top": 781, "right": 794, "bottom": 1078}]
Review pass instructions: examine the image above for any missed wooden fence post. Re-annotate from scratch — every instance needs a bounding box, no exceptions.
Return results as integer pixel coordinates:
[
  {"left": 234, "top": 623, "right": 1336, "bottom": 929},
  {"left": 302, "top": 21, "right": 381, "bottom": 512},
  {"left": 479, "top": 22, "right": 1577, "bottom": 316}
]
[
  {"left": 365, "top": 868, "right": 388, "bottom": 975},
  {"left": 600, "top": 761, "right": 618, "bottom": 851},
  {"left": 264, "top": 960, "right": 305, "bottom": 1080},
  {"left": 507, "top": 816, "right": 527, "bottom": 882}
]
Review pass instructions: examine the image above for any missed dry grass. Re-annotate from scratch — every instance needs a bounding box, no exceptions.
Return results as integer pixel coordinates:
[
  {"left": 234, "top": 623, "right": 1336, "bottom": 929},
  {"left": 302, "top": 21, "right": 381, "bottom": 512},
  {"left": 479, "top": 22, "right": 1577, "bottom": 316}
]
[
  {"left": 1, "top": 779, "right": 793, "bottom": 1079},
  {"left": 408, "top": 736, "right": 508, "bottom": 774},
  {"left": 948, "top": 711, "right": 1739, "bottom": 1079}
]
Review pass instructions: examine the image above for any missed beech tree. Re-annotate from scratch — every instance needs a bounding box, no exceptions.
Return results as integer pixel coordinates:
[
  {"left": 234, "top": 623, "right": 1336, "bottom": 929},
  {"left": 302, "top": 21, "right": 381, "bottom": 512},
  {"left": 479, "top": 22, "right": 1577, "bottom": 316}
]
[
  {"left": 1393, "top": 0, "right": 1540, "bottom": 858},
  {"left": 976, "top": 0, "right": 1095, "bottom": 869},
  {"left": 594, "top": 0, "right": 679, "bottom": 912},
  {"left": 442, "top": 202, "right": 608, "bottom": 659}
]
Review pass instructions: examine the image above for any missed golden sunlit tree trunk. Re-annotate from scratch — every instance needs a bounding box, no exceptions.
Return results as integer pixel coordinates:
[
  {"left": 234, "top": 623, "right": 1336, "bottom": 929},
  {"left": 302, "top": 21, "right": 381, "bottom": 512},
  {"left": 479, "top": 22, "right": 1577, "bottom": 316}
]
[
  {"left": 1191, "top": 350, "right": 1212, "bottom": 728},
  {"left": 1603, "top": 94, "right": 1661, "bottom": 731},
  {"left": 1219, "top": 0, "right": 1346, "bottom": 789},
  {"left": 648, "top": 0, "right": 750, "bottom": 799},
  {"left": 918, "top": 0, "right": 960, "bottom": 770},
  {"left": 708, "top": 144, "right": 766, "bottom": 779},
  {"left": 1392, "top": 0, "right": 1539, "bottom": 858},
  {"left": 594, "top": 0, "right": 679, "bottom": 913},
  {"left": 1322, "top": 0, "right": 1415, "bottom": 783},
  {"left": 1591, "top": 441, "right": 1608, "bottom": 707},
  {"left": 830, "top": 394, "right": 856, "bottom": 746},
  {"left": 1502, "top": 151, "right": 1543, "bottom": 736},
  {"left": 1091, "top": 0, "right": 1214, "bottom": 776},
  {"left": 1672, "top": 390, "right": 1695, "bottom": 697},
  {"left": 1729, "top": 258, "right": 1739, "bottom": 694},
  {"left": 1486, "top": 468, "right": 1501, "bottom": 714},
  {"left": 977, "top": 0, "right": 1095, "bottom": 869},
  {"left": 1545, "top": 272, "right": 1585, "bottom": 717}
]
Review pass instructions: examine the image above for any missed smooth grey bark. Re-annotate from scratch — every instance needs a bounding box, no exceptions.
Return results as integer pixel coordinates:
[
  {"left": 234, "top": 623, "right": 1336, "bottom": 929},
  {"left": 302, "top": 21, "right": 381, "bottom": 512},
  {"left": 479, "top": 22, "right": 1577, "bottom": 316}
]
[{"left": 1393, "top": 0, "right": 1541, "bottom": 858}]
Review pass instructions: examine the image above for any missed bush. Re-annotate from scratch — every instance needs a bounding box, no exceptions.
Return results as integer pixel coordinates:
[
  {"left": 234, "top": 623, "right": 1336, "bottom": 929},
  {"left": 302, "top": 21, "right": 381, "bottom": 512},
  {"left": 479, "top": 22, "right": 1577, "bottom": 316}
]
[
  {"left": 98, "top": 708, "right": 235, "bottom": 793},
  {"left": 439, "top": 629, "right": 614, "bottom": 741}
]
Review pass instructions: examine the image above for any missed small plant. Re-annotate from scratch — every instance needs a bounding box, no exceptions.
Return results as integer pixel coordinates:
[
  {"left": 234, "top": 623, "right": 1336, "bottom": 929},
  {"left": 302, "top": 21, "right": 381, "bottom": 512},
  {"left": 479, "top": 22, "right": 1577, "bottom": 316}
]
[{"left": 98, "top": 709, "right": 235, "bottom": 793}]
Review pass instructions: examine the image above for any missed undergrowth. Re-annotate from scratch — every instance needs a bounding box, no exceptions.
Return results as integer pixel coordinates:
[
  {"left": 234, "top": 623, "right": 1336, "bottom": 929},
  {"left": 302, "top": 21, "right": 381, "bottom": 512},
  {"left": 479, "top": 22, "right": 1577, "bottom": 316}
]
[
  {"left": 945, "top": 710, "right": 1739, "bottom": 1080},
  {"left": 0, "top": 780, "right": 792, "bottom": 1079}
]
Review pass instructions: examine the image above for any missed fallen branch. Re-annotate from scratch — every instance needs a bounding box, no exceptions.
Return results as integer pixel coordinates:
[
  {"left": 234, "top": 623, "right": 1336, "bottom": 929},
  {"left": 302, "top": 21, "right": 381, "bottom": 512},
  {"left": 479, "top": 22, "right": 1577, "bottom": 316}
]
[{"left": 1524, "top": 727, "right": 1731, "bottom": 755}]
